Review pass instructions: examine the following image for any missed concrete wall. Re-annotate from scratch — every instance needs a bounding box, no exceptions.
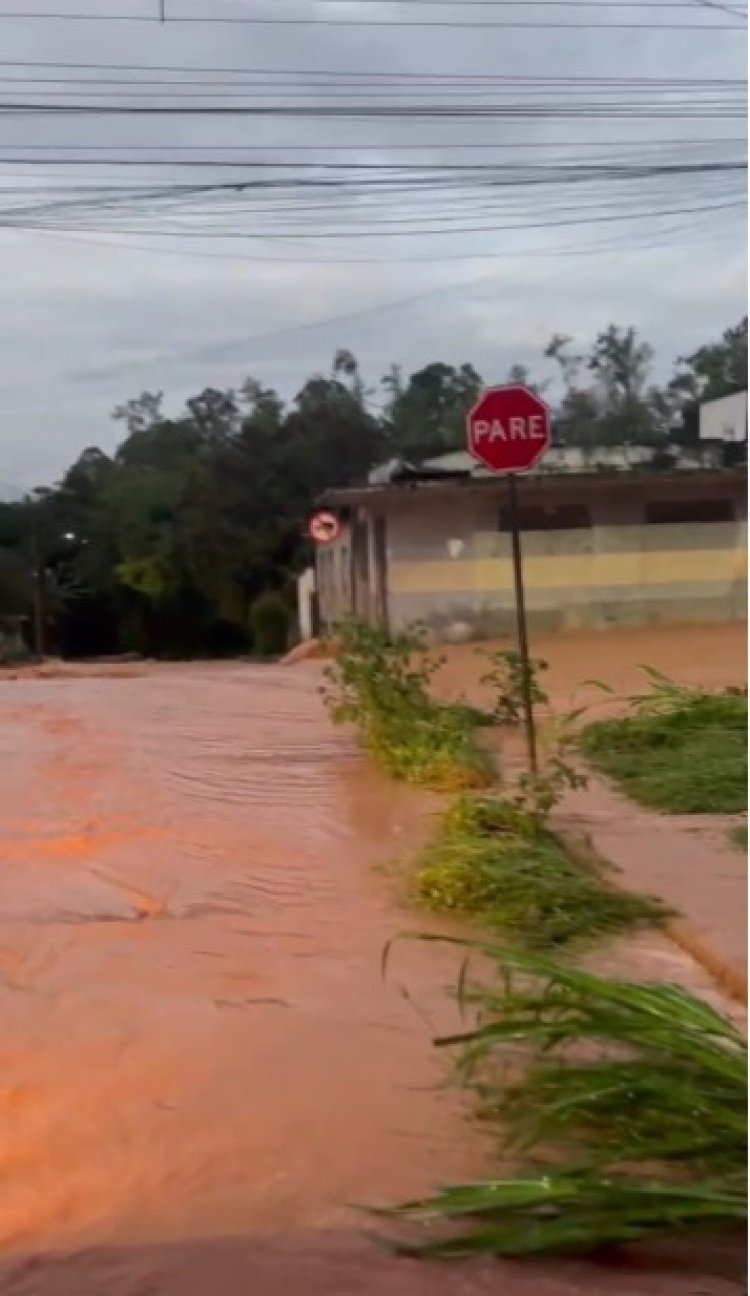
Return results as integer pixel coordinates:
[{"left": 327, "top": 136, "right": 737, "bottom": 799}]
[
  {"left": 380, "top": 480, "right": 747, "bottom": 638},
  {"left": 700, "top": 391, "right": 748, "bottom": 443},
  {"left": 316, "top": 524, "right": 353, "bottom": 627},
  {"left": 296, "top": 567, "right": 317, "bottom": 641}
]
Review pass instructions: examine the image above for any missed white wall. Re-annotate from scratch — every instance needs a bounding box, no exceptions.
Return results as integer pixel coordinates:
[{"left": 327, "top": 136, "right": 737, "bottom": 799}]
[
  {"left": 700, "top": 391, "right": 748, "bottom": 443},
  {"left": 296, "top": 567, "right": 316, "bottom": 641}
]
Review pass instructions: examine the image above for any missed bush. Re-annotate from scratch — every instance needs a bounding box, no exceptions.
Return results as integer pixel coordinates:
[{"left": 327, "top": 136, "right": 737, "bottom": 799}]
[
  {"left": 249, "top": 591, "right": 291, "bottom": 658},
  {"left": 581, "top": 669, "right": 747, "bottom": 813},
  {"left": 480, "top": 647, "right": 549, "bottom": 726},
  {"left": 322, "top": 618, "right": 493, "bottom": 790}
]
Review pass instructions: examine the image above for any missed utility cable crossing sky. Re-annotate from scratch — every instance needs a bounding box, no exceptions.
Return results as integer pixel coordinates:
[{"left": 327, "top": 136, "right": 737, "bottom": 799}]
[{"left": 0, "top": 0, "right": 745, "bottom": 484}]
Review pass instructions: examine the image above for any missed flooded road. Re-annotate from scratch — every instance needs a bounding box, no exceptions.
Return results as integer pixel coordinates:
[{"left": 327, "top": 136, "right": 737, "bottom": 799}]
[
  {"left": 0, "top": 638, "right": 744, "bottom": 1295},
  {"left": 0, "top": 662, "right": 484, "bottom": 1265},
  {"left": 436, "top": 622, "right": 747, "bottom": 716}
]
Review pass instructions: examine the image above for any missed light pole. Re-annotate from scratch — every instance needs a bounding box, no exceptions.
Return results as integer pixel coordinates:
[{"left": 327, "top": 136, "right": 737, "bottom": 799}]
[
  {"left": 0, "top": 483, "right": 78, "bottom": 661},
  {"left": 29, "top": 507, "right": 46, "bottom": 661}
]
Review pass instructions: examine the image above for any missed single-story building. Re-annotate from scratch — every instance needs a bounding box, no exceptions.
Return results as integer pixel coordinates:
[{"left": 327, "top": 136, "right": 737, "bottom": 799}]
[
  {"left": 699, "top": 389, "right": 748, "bottom": 444},
  {"left": 314, "top": 458, "right": 747, "bottom": 639}
]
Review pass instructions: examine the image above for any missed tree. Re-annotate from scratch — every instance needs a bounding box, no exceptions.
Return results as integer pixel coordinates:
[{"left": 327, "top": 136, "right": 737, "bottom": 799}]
[
  {"left": 588, "top": 325, "right": 653, "bottom": 404},
  {"left": 383, "top": 361, "right": 484, "bottom": 459},
  {"left": 112, "top": 391, "right": 164, "bottom": 435},
  {"left": 332, "top": 347, "right": 368, "bottom": 406},
  {"left": 504, "top": 363, "right": 545, "bottom": 395},
  {"left": 672, "top": 316, "right": 748, "bottom": 403},
  {"left": 186, "top": 386, "right": 239, "bottom": 439},
  {"left": 2, "top": 317, "right": 740, "bottom": 661},
  {"left": 546, "top": 325, "right": 666, "bottom": 451},
  {"left": 555, "top": 387, "right": 602, "bottom": 461},
  {"left": 544, "top": 334, "right": 584, "bottom": 391}
]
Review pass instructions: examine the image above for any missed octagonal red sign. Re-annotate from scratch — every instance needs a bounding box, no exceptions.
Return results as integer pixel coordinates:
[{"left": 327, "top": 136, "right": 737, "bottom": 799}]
[{"left": 467, "top": 385, "right": 551, "bottom": 474}]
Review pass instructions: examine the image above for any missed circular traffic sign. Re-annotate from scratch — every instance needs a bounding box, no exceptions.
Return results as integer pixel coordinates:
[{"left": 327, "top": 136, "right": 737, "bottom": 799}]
[
  {"left": 308, "top": 510, "right": 341, "bottom": 545},
  {"left": 467, "top": 385, "right": 552, "bottom": 475}
]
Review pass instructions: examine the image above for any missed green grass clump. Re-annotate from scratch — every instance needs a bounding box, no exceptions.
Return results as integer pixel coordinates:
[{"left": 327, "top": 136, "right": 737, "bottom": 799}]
[
  {"left": 388, "top": 944, "right": 747, "bottom": 1257},
  {"left": 322, "top": 618, "right": 493, "bottom": 791},
  {"left": 412, "top": 794, "right": 665, "bottom": 950},
  {"left": 581, "top": 670, "right": 747, "bottom": 814}
]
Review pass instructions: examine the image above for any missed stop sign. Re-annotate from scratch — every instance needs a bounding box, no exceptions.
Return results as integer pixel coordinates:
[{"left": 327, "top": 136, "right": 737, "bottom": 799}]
[{"left": 467, "top": 385, "right": 551, "bottom": 474}]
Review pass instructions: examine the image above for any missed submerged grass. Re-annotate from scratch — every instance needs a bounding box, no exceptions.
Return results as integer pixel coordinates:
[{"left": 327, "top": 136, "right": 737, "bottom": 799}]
[
  {"left": 387, "top": 942, "right": 747, "bottom": 1257},
  {"left": 580, "top": 669, "right": 747, "bottom": 814},
  {"left": 412, "top": 795, "right": 665, "bottom": 951}
]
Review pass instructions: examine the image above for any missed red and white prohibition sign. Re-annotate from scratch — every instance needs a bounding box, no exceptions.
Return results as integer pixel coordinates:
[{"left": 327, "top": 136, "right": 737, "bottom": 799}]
[{"left": 308, "top": 510, "right": 342, "bottom": 545}]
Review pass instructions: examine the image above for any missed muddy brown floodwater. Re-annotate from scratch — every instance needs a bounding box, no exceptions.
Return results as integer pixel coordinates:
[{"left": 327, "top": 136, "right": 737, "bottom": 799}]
[
  {"left": 0, "top": 643, "right": 744, "bottom": 1296},
  {"left": 0, "top": 665, "right": 489, "bottom": 1241}
]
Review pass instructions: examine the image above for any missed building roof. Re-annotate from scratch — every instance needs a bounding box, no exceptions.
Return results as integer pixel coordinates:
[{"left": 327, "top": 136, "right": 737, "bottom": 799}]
[
  {"left": 321, "top": 464, "right": 746, "bottom": 510},
  {"left": 367, "top": 442, "right": 724, "bottom": 485}
]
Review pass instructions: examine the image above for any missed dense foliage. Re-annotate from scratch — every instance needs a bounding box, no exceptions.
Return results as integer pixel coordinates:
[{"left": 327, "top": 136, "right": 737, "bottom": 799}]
[{"left": 1, "top": 317, "right": 745, "bottom": 658}]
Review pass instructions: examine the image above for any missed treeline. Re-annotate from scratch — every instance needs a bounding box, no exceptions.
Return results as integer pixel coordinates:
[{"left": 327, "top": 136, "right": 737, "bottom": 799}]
[{"left": 0, "top": 318, "right": 745, "bottom": 660}]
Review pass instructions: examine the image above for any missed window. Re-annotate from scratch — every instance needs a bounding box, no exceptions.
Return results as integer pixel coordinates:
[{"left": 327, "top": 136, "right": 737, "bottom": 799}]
[
  {"left": 645, "top": 498, "right": 735, "bottom": 525},
  {"left": 498, "top": 502, "right": 591, "bottom": 532}
]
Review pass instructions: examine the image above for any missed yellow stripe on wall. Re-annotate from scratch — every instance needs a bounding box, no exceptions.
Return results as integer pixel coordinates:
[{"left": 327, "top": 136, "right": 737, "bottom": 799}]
[{"left": 389, "top": 548, "right": 747, "bottom": 595}]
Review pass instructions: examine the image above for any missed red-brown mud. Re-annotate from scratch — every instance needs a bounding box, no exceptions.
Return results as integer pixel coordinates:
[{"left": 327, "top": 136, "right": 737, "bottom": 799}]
[
  {"left": 0, "top": 640, "right": 745, "bottom": 1294},
  {"left": 0, "top": 664, "right": 488, "bottom": 1255}
]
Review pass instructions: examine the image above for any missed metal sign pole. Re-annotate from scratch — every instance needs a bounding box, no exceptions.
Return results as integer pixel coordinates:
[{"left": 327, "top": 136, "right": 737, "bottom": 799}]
[
  {"left": 29, "top": 509, "right": 45, "bottom": 661},
  {"left": 506, "top": 472, "right": 538, "bottom": 776}
]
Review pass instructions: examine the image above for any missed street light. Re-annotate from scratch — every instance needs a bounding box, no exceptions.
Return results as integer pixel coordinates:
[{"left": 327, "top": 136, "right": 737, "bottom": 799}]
[{"left": 30, "top": 524, "right": 81, "bottom": 661}]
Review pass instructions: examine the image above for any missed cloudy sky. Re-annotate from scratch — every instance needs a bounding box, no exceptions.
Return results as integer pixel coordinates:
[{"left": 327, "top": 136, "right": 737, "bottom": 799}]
[{"left": 0, "top": 0, "right": 746, "bottom": 489}]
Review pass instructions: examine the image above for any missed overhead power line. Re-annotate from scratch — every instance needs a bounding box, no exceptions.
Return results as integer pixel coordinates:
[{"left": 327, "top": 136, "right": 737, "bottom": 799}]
[
  {"left": 689, "top": 0, "right": 747, "bottom": 15},
  {"left": 0, "top": 22, "right": 740, "bottom": 272},
  {"left": 4, "top": 197, "right": 743, "bottom": 239},
  {"left": 1, "top": 138, "right": 742, "bottom": 153},
  {"left": 0, "top": 103, "right": 743, "bottom": 118},
  {"left": 1, "top": 96, "right": 743, "bottom": 113},
  {"left": 0, "top": 75, "right": 742, "bottom": 85},
  {"left": 24, "top": 208, "right": 734, "bottom": 269},
  {"left": 0, "top": 9, "right": 742, "bottom": 27},
  {"left": 0, "top": 160, "right": 743, "bottom": 175},
  {"left": 0, "top": 61, "right": 742, "bottom": 83}
]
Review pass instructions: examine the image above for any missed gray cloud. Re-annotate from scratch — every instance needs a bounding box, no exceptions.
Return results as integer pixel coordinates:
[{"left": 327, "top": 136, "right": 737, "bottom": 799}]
[{"left": 0, "top": 0, "right": 745, "bottom": 486}]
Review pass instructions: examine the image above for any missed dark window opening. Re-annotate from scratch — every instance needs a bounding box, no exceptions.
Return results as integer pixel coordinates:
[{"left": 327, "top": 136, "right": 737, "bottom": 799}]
[
  {"left": 645, "top": 497, "right": 735, "bottom": 525},
  {"left": 498, "top": 502, "right": 591, "bottom": 532}
]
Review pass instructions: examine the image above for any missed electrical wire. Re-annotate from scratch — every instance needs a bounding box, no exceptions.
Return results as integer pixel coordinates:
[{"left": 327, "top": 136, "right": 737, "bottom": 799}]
[
  {"left": 10, "top": 198, "right": 743, "bottom": 264},
  {"left": 0, "top": 61, "right": 742, "bottom": 83},
  {"left": 1, "top": 103, "right": 743, "bottom": 118},
  {"left": 0, "top": 9, "right": 742, "bottom": 27},
  {"left": 0, "top": 31, "right": 740, "bottom": 266},
  {"left": 4, "top": 196, "right": 743, "bottom": 238},
  {"left": 0, "top": 138, "right": 742, "bottom": 152}
]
